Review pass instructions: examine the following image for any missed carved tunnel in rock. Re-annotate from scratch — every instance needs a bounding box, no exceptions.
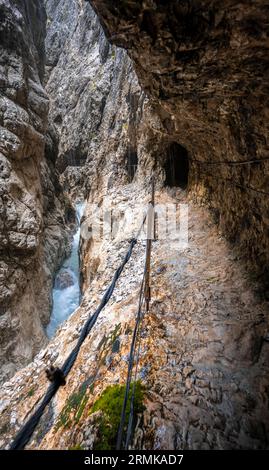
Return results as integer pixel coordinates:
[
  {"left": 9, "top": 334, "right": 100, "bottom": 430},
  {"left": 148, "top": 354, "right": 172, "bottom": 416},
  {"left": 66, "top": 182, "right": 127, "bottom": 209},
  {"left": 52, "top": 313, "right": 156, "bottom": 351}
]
[
  {"left": 56, "top": 149, "right": 88, "bottom": 174},
  {"left": 126, "top": 147, "right": 138, "bottom": 182},
  {"left": 164, "top": 142, "right": 189, "bottom": 189}
]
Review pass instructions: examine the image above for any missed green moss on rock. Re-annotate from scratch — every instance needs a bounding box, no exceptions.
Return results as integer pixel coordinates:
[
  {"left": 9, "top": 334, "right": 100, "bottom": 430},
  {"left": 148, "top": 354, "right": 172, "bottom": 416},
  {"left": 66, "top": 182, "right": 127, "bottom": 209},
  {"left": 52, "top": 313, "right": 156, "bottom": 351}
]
[
  {"left": 27, "top": 387, "right": 35, "bottom": 398},
  {"left": 89, "top": 382, "right": 144, "bottom": 450},
  {"left": 55, "top": 387, "right": 89, "bottom": 431},
  {"left": 69, "top": 444, "right": 84, "bottom": 450}
]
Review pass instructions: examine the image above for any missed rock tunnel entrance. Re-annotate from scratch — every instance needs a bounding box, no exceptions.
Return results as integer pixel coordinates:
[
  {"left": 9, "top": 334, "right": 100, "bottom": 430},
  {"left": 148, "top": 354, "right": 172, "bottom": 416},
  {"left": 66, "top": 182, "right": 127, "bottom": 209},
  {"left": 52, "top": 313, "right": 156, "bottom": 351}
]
[
  {"left": 164, "top": 142, "right": 189, "bottom": 189},
  {"left": 126, "top": 147, "right": 138, "bottom": 182}
]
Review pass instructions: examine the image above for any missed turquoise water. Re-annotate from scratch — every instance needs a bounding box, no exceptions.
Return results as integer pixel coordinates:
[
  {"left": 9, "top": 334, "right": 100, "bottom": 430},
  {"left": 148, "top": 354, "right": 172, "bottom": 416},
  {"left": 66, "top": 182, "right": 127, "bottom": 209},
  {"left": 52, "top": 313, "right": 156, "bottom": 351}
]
[{"left": 46, "top": 202, "right": 85, "bottom": 338}]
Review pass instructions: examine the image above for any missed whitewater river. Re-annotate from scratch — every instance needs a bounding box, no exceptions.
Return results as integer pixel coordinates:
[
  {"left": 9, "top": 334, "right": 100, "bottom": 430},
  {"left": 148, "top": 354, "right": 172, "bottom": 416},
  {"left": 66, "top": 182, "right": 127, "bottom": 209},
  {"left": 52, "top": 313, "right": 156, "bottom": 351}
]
[{"left": 46, "top": 202, "right": 85, "bottom": 338}]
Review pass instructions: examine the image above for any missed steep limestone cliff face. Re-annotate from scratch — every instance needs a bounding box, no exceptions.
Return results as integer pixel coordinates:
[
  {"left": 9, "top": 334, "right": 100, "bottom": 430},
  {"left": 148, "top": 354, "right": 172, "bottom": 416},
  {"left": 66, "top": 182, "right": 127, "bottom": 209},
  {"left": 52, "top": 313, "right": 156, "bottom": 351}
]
[
  {"left": 0, "top": 0, "right": 70, "bottom": 383},
  {"left": 89, "top": 0, "right": 269, "bottom": 289},
  {"left": 44, "top": 0, "right": 165, "bottom": 207},
  {"left": 44, "top": 0, "right": 118, "bottom": 198},
  {"left": 44, "top": 0, "right": 179, "bottom": 291}
]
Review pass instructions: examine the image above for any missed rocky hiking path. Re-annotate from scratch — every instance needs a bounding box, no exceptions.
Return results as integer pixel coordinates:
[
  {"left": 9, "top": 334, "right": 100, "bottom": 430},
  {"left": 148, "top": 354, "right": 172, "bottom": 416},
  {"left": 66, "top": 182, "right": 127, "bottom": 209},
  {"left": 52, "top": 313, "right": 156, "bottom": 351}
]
[
  {"left": 0, "top": 186, "right": 268, "bottom": 450},
  {"left": 141, "top": 189, "right": 269, "bottom": 449}
]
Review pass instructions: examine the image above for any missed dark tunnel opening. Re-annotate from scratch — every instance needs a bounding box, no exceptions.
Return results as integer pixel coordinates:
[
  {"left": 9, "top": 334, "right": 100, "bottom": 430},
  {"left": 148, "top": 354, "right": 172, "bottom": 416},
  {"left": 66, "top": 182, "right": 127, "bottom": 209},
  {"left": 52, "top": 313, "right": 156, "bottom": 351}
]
[
  {"left": 126, "top": 147, "right": 138, "bottom": 181},
  {"left": 164, "top": 142, "right": 189, "bottom": 189}
]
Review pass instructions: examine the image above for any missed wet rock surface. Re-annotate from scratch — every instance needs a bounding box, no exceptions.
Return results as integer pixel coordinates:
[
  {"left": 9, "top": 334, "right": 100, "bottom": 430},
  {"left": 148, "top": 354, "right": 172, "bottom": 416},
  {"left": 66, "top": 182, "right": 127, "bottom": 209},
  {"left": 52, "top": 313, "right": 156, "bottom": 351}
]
[{"left": 54, "top": 270, "right": 74, "bottom": 290}]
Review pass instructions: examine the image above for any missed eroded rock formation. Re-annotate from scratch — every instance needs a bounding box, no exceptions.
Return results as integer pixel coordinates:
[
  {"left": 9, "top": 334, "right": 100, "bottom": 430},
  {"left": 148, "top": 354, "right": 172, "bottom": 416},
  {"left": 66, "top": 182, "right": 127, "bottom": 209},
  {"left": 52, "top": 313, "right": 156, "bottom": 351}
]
[
  {"left": 44, "top": 0, "right": 164, "bottom": 205},
  {"left": 0, "top": 0, "right": 71, "bottom": 383},
  {"left": 89, "top": 0, "right": 269, "bottom": 289}
]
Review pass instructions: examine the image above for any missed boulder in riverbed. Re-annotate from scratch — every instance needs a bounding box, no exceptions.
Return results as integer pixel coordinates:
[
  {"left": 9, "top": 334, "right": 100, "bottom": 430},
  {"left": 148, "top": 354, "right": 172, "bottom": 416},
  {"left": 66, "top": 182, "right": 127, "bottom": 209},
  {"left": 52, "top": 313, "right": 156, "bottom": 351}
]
[{"left": 54, "top": 270, "right": 74, "bottom": 290}]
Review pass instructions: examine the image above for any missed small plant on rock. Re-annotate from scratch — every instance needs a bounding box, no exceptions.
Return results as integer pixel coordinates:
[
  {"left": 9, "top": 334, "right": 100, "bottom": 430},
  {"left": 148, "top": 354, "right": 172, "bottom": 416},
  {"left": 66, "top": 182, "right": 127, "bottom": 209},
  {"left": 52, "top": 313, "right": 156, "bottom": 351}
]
[{"left": 89, "top": 381, "right": 144, "bottom": 450}]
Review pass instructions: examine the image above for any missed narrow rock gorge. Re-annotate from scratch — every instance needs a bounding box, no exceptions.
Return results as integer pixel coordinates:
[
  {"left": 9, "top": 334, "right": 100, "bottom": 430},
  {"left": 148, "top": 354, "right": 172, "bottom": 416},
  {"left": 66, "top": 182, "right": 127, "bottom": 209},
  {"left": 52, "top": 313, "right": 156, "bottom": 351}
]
[
  {"left": 0, "top": 0, "right": 269, "bottom": 452},
  {"left": 0, "top": 0, "right": 72, "bottom": 383}
]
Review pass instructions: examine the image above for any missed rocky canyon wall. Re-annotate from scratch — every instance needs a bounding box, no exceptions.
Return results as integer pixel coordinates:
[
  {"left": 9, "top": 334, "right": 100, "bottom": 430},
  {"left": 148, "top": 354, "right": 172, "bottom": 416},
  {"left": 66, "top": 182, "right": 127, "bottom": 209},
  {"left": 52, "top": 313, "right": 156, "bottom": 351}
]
[
  {"left": 89, "top": 0, "right": 269, "bottom": 291},
  {"left": 44, "top": 0, "right": 134, "bottom": 199},
  {"left": 44, "top": 0, "right": 168, "bottom": 289},
  {"left": 44, "top": 0, "right": 162, "bottom": 202},
  {"left": 0, "top": 0, "right": 71, "bottom": 383}
]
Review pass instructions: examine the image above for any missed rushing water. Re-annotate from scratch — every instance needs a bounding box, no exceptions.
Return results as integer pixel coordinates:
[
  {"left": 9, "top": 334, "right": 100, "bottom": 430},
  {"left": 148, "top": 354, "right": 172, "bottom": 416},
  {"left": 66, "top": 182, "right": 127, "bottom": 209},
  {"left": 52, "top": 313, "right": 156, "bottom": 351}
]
[{"left": 46, "top": 202, "right": 85, "bottom": 339}]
